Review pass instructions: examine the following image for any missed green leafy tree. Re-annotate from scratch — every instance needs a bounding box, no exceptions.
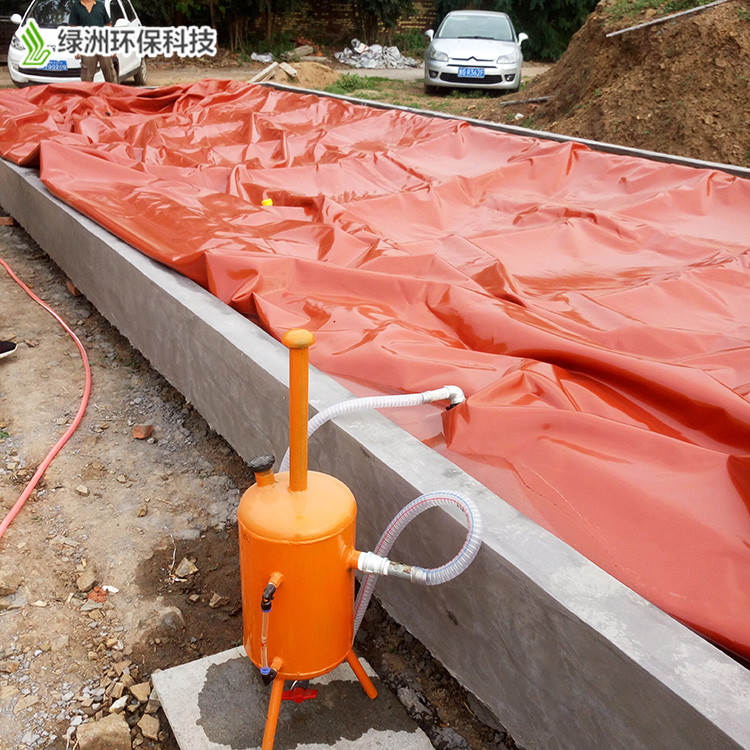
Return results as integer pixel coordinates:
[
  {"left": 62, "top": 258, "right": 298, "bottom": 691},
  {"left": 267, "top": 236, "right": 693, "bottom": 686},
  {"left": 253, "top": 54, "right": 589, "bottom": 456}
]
[
  {"left": 351, "top": 0, "right": 415, "bottom": 43},
  {"left": 516, "top": 0, "right": 598, "bottom": 60},
  {"left": 220, "top": 0, "right": 296, "bottom": 50},
  {"left": 132, "top": 0, "right": 179, "bottom": 27},
  {"left": 258, "top": 0, "right": 297, "bottom": 40},
  {"left": 0, "top": 0, "right": 22, "bottom": 14}
]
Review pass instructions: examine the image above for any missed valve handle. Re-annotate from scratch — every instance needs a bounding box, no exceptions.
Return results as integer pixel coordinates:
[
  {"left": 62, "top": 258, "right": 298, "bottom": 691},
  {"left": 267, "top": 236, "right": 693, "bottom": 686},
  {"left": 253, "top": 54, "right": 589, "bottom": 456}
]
[
  {"left": 261, "top": 581, "right": 277, "bottom": 612},
  {"left": 282, "top": 686, "right": 318, "bottom": 703},
  {"left": 250, "top": 455, "right": 275, "bottom": 473}
]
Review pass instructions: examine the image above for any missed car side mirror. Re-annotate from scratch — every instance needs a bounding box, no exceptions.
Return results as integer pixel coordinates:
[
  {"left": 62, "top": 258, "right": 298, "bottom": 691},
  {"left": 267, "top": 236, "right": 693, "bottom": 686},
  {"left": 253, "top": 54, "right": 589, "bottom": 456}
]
[
  {"left": 518, "top": 32, "right": 528, "bottom": 44},
  {"left": 10, "top": 13, "right": 22, "bottom": 24},
  {"left": 425, "top": 29, "right": 434, "bottom": 40}
]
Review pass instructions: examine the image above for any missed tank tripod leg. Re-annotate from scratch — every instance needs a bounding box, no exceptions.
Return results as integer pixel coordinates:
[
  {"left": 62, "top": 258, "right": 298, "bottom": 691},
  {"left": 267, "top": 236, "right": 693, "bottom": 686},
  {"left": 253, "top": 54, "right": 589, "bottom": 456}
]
[
  {"left": 346, "top": 649, "right": 378, "bottom": 699},
  {"left": 261, "top": 674, "right": 285, "bottom": 750}
]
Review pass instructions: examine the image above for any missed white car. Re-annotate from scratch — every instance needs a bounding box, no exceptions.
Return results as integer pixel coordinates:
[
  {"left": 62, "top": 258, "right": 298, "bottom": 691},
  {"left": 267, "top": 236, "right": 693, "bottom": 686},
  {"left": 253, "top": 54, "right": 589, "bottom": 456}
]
[
  {"left": 424, "top": 10, "right": 528, "bottom": 94},
  {"left": 8, "top": 0, "right": 147, "bottom": 87}
]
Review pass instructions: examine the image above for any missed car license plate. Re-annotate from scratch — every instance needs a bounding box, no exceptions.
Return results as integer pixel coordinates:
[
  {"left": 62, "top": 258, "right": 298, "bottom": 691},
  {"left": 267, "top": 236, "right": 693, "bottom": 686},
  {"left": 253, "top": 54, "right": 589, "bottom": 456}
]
[
  {"left": 458, "top": 67, "right": 485, "bottom": 79},
  {"left": 43, "top": 60, "right": 68, "bottom": 71}
]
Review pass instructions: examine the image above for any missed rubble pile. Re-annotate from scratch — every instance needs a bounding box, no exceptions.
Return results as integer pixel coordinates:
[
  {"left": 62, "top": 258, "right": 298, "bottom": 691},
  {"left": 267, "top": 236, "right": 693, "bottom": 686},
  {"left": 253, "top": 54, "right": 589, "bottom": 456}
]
[{"left": 335, "top": 39, "right": 419, "bottom": 69}]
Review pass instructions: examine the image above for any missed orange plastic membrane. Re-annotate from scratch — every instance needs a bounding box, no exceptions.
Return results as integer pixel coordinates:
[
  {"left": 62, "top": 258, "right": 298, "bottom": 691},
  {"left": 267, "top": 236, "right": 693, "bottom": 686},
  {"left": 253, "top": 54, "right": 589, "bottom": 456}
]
[{"left": 1, "top": 80, "right": 749, "bottom": 660}]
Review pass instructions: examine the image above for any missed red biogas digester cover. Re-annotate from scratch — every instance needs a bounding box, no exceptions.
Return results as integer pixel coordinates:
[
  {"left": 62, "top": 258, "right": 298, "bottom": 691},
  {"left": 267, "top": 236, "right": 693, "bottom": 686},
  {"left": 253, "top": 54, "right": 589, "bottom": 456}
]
[{"left": 1, "top": 80, "right": 749, "bottom": 660}]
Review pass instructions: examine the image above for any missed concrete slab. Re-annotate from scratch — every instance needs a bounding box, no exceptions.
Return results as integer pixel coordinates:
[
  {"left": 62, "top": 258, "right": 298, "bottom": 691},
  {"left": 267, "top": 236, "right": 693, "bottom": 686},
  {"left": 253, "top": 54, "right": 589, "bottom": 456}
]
[
  {"left": 152, "top": 648, "right": 431, "bottom": 750},
  {"left": 3, "top": 153, "right": 750, "bottom": 750}
]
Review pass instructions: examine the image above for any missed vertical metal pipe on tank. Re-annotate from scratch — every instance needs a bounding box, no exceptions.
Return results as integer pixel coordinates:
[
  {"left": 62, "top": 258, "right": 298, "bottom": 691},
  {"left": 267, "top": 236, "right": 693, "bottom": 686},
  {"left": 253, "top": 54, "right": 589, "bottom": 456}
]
[
  {"left": 237, "top": 328, "right": 377, "bottom": 750},
  {"left": 283, "top": 328, "right": 314, "bottom": 492}
]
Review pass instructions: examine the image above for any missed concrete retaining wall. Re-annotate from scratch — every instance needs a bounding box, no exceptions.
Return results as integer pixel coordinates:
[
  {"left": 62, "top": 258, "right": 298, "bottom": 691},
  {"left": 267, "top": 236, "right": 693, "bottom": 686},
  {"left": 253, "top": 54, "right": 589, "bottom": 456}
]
[{"left": 2, "top": 157, "right": 749, "bottom": 750}]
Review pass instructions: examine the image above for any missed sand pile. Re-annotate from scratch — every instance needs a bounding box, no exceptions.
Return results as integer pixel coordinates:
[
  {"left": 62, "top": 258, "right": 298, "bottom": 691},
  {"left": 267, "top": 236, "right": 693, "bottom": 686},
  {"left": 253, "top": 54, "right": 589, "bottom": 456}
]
[
  {"left": 521, "top": 0, "right": 750, "bottom": 165},
  {"left": 272, "top": 61, "right": 340, "bottom": 91}
]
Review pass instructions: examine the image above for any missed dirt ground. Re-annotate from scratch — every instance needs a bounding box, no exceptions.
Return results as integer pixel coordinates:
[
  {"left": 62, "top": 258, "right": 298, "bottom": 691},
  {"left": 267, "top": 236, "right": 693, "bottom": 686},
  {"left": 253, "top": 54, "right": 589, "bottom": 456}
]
[
  {"left": 0, "top": 54, "right": 550, "bottom": 92},
  {"left": 0, "top": 223, "right": 250, "bottom": 749},
  {"left": 145, "top": 58, "right": 343, "bottom": 89},
  {"left": 0, "top": 220, "right": 516, "bottom": 750}
]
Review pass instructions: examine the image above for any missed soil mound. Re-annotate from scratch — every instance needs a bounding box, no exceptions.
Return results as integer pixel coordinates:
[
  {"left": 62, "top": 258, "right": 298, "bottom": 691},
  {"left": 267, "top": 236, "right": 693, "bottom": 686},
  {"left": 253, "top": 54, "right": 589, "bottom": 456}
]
[
  {"left": 272, "top": 61, "right": 340, "bottom": 90},
  {"left": 519, "top": 0, "right": 750, "bottom": 166}
]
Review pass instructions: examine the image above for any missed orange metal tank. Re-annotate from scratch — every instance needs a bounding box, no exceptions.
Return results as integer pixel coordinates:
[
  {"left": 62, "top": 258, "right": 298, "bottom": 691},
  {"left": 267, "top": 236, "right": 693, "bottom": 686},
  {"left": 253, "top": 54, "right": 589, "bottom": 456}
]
[
  {"left": 237, "top": 468, "right": 357, "bottom": 679},
  {"left": 237, "top": 329, "right": 376, "bottom": 750}
]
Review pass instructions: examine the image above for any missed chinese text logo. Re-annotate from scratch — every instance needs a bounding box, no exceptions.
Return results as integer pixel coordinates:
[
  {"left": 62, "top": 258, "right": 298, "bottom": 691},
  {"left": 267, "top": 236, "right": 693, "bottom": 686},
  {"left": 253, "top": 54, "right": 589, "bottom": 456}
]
[
  {"left": 21, "top": 19, "right": 51, "bottom": 67},
  {"left": 58, "top": 26, "right": 217, "bottom": 58}
]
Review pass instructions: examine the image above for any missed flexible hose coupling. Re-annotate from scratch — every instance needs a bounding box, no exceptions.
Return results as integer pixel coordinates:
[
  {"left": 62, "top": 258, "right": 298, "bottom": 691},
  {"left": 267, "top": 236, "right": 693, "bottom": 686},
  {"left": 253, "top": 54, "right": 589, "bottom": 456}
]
[
  {"left": 420, "top": 385, "right": 465, "bottom": 408},
  {"left": 357, "top": 551, "right": 391, "bottom": 576},
  {"left": 357, "top": 551, "right": 428, "bottom": 583}
]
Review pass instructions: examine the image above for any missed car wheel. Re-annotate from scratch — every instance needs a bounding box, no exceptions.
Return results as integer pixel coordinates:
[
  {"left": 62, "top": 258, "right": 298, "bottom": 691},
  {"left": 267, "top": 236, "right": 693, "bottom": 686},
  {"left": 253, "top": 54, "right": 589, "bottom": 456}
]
[
  {"left": 133, "top": 58, "right": 147, "bottom": 86},
  {"left": 424, "top": 83, "right": 438, "bottom": 95}
]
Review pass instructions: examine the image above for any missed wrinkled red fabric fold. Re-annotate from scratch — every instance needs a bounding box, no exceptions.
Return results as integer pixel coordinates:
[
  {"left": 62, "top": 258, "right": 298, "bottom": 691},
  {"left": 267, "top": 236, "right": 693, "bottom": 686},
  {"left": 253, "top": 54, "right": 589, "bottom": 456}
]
[{"left": 1, "top": 80, "right": 749, "bottom": 659}]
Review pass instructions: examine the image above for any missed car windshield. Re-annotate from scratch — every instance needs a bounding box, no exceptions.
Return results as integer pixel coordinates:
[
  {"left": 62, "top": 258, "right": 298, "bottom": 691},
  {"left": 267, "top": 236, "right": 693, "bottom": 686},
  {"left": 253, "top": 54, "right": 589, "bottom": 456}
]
[
  {"left": 437, "top": 14, "right": 514, "bottom": 42},
  {"left": 24, "top": 0, "right": 74, "bottom": 28}
]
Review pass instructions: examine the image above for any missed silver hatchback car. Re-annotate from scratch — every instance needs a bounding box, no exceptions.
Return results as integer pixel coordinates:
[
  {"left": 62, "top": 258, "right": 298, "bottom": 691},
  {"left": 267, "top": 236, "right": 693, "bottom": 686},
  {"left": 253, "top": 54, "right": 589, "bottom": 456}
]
[
  {"left": 8, "top": 0, "right": 147, "bottom": 87},
  {"left": 424, "top": 10, "right": 528, "bottom": 94}
]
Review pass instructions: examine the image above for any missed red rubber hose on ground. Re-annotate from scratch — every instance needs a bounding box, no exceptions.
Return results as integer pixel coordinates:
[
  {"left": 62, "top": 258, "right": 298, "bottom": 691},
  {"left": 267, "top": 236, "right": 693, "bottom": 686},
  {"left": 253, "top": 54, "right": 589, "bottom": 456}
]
[{"left": 0, "top": 257, "right": 92, "bottom": 540}]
